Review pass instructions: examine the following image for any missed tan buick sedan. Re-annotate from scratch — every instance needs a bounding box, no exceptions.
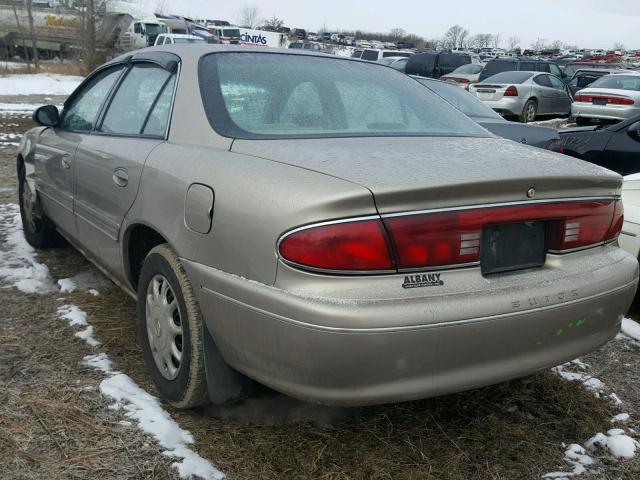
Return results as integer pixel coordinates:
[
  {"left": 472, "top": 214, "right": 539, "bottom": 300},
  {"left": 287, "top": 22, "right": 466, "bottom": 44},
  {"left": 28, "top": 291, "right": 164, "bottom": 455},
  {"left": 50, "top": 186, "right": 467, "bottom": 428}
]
[{"left": 16, "top": 46, "right": 638, "bottom": 408}]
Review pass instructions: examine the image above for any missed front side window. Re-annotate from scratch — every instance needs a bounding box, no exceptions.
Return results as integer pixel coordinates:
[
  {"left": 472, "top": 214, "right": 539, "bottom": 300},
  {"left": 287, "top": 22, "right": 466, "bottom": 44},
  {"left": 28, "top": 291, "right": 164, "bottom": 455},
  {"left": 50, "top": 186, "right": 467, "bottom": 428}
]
[
  {"left": 549, "top": 75, "right": 566, "bottom": 90},
  {"left": 60, "top": 66, "right": 124, "bottom": 132},
  {"left": 199, "top": 52, "right": 488, "bottom": 140},
  {"left": 100, "top": 64, "right": 174, "bottom": 136},
  {"left": 549, "top": 64, "right": 562, "bottom": 77}
]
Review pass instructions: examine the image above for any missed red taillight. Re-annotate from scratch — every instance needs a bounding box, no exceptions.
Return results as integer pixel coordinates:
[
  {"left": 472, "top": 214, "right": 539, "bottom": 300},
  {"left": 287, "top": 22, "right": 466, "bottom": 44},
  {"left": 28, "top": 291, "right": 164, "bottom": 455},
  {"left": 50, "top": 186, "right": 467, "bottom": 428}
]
[
  {"left": 279, "top": 199, "right": 622, "bottom": 273},
  {"left": 456, "top": 78, "right": 470, "bottom": 84},
  {"left": 278, "top": 219, "right": 395, "bottom": 272},
  {"left": 504, "top": 85, "right": 518, "bottom": 96},
  {"left": 547, "top": 139, "right": 564, "bottom": 154},
  {"left": 574, "top": 94, "right": 634, "bottom": 105}
]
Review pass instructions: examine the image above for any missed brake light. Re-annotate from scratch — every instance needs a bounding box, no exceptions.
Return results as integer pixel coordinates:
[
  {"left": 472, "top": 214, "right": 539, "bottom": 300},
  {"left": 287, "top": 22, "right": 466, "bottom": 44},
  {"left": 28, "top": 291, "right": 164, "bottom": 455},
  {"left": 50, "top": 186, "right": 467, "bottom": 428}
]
[
  {"left": 278, "top": 219, "right": 395, "bottom": 271},
  {"left": 547, "top": 139, "right": 564, "bottom": 154},
  {"left": 574, "top": 94, "right": 634, "bottom": 105},
  {"left": 456, "top": 78, "right": 470, "bottom": 84},
  {"left": 504, "top": 86, "right": 518, "bottom": 96},
  {"left": 278, "top": 199, "right": 621, "bottom": 273}
]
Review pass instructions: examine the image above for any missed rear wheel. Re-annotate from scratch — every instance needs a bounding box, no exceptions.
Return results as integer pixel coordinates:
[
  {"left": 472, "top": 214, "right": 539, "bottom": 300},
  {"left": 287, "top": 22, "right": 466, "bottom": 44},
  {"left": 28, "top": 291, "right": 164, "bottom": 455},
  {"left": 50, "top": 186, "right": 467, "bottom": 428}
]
[
  {"left": 17, "top": 160, "right": 61, "bottom": 249},
  {"left": 519, "top": 99, "right": 538, "bottom": 123},
  {"left": 137, "top": 244, "right": 210, "bottom": 408}
]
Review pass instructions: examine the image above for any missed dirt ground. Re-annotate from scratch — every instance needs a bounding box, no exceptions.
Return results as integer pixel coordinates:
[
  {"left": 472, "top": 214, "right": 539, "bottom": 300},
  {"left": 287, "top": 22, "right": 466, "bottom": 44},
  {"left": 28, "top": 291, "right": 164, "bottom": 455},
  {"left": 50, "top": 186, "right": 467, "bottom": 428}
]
[{"left": 1, "top": 109, "right": 640, "bottom": 480}]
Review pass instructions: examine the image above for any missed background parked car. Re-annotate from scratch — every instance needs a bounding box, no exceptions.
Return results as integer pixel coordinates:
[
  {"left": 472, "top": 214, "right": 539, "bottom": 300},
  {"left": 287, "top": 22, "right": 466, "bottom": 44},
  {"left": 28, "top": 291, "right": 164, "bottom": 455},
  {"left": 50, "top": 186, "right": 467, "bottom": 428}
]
[
  {"left": 559, "top": 114, "right": 640, "bottom": 174},
  {"left": 571, "top": 73, "right": 640, "bottom": 125},
  {"left": 352, "top": 48, "right": 413, "bottom": 62},
  {"left": 288, "top": 42, "right": 323, "bottom": 52},
  {"left": 470, "top": 71, "right": 572, "bottom": 122},
  {"left": 479, "top": 58, "right": 563, "bottom": 82},
  {"left": 561, "top": 62, "right": 625, "bottom": 82},
  {"left": 440, "top": 64, "right": 484, "bottom": 89},
  {"left": 405, "top": 52, "right": 475, "bottom": 79},
  {"left": 566, "top": 69, "right": 624, "bottom": 97},
  {"left": 415, "top": 76, "right": 563, "bottom": 151},
  {"left": 154, "top": 33, "right": 205, "bottom": 45},
  {"left": 378, "top": 56, "right": 410, "bottom": 71},
  {"left": 620, "top": 175, "right": 640, "bottom": 261}
]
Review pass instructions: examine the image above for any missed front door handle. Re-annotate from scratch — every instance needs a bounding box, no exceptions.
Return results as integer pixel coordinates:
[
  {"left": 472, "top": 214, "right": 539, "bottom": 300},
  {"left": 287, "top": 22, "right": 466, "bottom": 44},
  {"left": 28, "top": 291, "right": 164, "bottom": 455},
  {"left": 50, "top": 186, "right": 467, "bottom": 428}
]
[
  {"left": 112, "top": 168, "right": 129, "bottom": 187},
  {"left": 61, "top": 154, "right": 71, "bottom": 170}
]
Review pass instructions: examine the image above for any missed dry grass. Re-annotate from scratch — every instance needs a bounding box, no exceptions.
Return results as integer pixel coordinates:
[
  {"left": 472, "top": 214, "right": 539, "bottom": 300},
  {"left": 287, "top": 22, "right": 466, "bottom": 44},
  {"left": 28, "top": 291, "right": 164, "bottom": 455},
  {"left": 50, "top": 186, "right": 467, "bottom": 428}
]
[{"left": 1, "top": 61, "right": 87, "bottom": 77}]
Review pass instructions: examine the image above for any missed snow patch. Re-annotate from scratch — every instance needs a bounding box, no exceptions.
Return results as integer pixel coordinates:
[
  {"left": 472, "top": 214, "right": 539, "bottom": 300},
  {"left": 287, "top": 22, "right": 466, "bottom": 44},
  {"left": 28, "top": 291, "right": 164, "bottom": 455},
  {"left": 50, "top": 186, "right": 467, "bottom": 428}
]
[
  {"left": 0, "top": 74, "right": 82, "bottom": 96},
  {"left": 543, "top": 443, "right": 594, "bottom": 479},
  {"left": 620, "top": 318, "right": 640, "bottom": 343},
  {"left": 57, "top": 270, "right": 110, "bottom": 294},
  {"left": 56, "top": 304, "right": 100, "bottom": 347},
  {"left": 612, "top": 413, "right": 630, "bottom": 424},
  {"left": 83, "top": 353, "right": 224, "bottom": 480},
  {"left": 0, "top": 203, "right": 56, "bottom": 293},
  {"left": 552, "top": 364, "right": 605, "bottom": 397},
  {"left": 586, "top": 429, "right": 639, "bottom": 459}
]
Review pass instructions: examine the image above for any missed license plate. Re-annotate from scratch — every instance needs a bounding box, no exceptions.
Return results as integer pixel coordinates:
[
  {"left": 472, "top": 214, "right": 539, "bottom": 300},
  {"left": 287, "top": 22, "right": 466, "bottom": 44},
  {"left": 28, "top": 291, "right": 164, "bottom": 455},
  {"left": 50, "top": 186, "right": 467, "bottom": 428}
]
[
  {"left": 592, "top": 98, "right": 608, "bottom": 105},
  {"left": 481, "top": 222, "right": 546, "bottom": 275}
]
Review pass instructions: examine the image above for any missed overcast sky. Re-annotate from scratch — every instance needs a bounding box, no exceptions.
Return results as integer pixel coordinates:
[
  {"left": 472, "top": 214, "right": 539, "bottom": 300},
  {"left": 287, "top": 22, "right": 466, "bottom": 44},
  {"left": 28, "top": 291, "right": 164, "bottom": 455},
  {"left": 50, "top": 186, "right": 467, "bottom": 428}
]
[{"left": 161, "top": 0, "right": 638, "bottom": 49}]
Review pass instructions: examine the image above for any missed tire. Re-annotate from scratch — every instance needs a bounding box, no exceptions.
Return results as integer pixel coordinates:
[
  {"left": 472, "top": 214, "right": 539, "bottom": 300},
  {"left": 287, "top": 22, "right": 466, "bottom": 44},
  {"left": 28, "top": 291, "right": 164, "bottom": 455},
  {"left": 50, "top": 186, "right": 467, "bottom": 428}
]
[
  {"left": 17, "top": 160, "right": 62, "bottom": 249},
  {"left": 519, "top": 99, "right": 538, "bottom": 123},
  {"left": 575, "top": 117, "right": 591, "bottom": 127},
  {"left": 137, "top": 244, "right": 210, "bottom": 408}
]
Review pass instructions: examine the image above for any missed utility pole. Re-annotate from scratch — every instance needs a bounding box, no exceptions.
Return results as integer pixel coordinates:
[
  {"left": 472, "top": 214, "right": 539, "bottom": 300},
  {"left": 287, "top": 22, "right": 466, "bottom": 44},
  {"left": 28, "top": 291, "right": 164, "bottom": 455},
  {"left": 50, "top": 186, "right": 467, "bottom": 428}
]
[
  {"left": 12, "top": 5, "right": 31, "bottom": 73},
  {"left": 26, "top": 0, "right": 40, "bottom": 72}
]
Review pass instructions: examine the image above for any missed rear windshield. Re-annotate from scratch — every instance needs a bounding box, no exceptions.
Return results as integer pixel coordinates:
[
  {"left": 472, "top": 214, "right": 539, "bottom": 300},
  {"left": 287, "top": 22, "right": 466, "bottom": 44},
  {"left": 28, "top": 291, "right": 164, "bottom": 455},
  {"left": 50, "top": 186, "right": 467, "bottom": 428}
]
[
  {"left": 482, "top": 60, "right": 516, "bottom": 77},
  {"left": 417, "top": 79, "right": 502, "bottom": 120},
  {"left": 590, "top": 75, "right": 640, "bottom": 91},
  {"left": 482, "top": 71, "right": 534, "bottom": 84},
  {"left": 451, "top": 64, "right": 483, "bottom": 75},
  {"left": 199, "top": 52, "right": 489, "bottom": 140}
]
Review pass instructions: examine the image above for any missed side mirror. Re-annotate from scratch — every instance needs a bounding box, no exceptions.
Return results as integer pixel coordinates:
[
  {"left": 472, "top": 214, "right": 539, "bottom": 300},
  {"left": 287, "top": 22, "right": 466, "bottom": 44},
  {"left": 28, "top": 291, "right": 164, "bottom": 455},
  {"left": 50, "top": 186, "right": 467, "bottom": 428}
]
[
  {"left": 33, "top": 105, "right": 59, "bottom": 127},
  {"left": 628, "top": 121, "right": 640, "bottom": 140}
]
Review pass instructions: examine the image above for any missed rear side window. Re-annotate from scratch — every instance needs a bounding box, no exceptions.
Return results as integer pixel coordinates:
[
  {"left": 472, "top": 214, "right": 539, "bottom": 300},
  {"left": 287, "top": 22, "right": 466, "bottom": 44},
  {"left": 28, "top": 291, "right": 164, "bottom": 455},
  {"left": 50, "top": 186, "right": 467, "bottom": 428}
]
[
  {"left": 533, "top": 75, "right": 553, "bottom": 87},
  {"left": 361, "top": 50, "right": 379, "bottom": 61},
  {"left": 60, "top": 66, "right": 124, "bottom": 132},
  {"left": 99, "top": 64, "right": 175, "bottom": 136}
]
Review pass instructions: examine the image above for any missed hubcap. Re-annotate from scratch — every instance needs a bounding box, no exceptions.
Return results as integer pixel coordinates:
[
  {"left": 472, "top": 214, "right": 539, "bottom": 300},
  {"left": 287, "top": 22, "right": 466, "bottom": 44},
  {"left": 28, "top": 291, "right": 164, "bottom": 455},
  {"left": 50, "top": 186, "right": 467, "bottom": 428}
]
[
  {"left": 146, "top": 274, "right": 184, "bottom": 380},
  {"left": 526, "top": 104, "right": 536, "bottom": 121}
]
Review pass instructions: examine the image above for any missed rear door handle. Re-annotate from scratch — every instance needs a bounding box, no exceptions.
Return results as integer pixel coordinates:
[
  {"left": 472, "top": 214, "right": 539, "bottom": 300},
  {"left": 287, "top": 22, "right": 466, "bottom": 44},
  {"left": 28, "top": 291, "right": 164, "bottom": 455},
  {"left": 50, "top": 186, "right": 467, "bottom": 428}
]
[
  {"left": 61, "top": 154, "right": 71, "bottom": 169},
  {"left": 112, "top": 168, "right": 129, "bottom": 187}
]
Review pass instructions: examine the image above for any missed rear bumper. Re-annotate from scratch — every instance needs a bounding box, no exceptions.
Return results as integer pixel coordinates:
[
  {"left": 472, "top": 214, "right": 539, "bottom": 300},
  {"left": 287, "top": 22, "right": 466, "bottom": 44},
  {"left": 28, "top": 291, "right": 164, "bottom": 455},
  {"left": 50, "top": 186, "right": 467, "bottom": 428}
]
[
  {"left": 481, "top": 97, "right": 526, "bottom": 117},
  {"left": 571, "top": 103, "right": 640, "bottom": 121},
  {"left": 183, "top": 246, "right": 638, "bottom": 406}
]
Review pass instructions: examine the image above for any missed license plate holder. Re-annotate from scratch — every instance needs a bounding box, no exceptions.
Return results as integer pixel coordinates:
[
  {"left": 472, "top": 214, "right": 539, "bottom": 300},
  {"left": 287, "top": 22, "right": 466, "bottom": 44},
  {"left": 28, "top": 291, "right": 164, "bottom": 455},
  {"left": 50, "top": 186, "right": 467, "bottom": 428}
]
[
  {"left": 481, "top": 222, "right": 546, "bottom": 275},
  {"left": 592, "top": 98, "right": 608, "bottom": 105}
]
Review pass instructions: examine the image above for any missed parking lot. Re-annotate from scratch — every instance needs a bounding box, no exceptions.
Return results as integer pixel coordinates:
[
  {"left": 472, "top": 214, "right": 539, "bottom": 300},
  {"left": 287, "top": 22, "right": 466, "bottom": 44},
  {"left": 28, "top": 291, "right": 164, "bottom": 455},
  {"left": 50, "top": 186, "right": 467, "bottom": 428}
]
[{"left": 1, "top": 97, "right": 640, "bottom": 479}]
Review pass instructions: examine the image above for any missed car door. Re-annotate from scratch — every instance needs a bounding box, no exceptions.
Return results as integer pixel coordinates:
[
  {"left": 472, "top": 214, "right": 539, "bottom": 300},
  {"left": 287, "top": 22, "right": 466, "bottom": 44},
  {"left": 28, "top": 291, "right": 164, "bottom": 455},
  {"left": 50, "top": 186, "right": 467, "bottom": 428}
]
[
  {"left": 548, "top": 74, "right": 573, "bottom": 114},
  {"left": 602, "top": 121, "right": 640, "bottom": 175},
  {"left": 531, "top": 74, "right": 557, "bottom": 114},
  {"left": 35, "top": 65, "right": 125, "bottom": 239},
  {"left": 73, "top": 61, "right": 178, "bottom": 276}
]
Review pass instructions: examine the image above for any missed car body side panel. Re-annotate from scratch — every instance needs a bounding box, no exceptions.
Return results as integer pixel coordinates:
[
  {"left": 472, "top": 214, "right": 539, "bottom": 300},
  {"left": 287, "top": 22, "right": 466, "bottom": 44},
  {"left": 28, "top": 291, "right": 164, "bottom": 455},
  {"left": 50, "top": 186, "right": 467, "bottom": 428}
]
[
  {"left": 32, "top": 128, "right": 82, "bottom": 239},
  {"left": 123, "top": 142, "right": 377, "bottom": 288},
  {"left": 478, "top": 119, "right": 558, "bottom": 149},
  {"left": 74, "top": 135, "right": 164, "bottom": 277}
]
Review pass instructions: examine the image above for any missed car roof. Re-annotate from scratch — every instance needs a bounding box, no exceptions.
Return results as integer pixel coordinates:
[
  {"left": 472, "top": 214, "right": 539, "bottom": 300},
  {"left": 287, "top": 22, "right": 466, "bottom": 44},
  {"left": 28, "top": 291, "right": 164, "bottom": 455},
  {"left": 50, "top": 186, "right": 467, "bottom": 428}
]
[{"left": 161, "top": 34, "right": 203, "bottom": 39}]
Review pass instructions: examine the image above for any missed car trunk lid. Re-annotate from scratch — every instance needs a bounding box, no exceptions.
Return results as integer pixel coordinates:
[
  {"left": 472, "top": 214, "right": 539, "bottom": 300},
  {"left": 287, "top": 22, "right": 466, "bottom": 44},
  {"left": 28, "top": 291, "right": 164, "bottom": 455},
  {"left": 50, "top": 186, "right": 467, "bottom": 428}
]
[{"left": 232, "top": 136, "right": 621, "bottom": 215}]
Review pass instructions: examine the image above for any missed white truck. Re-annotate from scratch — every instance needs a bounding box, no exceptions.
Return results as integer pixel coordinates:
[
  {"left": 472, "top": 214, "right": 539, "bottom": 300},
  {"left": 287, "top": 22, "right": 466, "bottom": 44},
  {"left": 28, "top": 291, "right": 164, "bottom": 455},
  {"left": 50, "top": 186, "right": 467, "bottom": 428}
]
[{"left": 239, "top": 28, "right": 288, "bottom": 48}]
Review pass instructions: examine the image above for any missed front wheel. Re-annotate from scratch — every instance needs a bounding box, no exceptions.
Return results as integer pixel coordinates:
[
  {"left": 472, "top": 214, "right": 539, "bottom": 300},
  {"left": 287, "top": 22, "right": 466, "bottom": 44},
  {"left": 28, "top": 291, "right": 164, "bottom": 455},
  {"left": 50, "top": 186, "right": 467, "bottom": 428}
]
[
  {"left": 519, "top": 99, "right": 538, "bottom": 123},
  {"left": 17, "top": 160, "right": 61, "bottom": 249},
  {"left": 138, "top": 244, "right": 210, "bottom": 408}
]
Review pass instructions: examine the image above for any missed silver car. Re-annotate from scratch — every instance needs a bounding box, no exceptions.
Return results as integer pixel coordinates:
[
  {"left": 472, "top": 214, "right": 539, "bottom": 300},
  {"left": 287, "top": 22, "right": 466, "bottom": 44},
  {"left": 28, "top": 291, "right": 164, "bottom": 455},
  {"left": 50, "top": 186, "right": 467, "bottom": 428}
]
[
  {"left": 470, "top": 71, "right": 573, "bottom": 122},
  {"left": 572, "top": 73, "right": 640, "bottom": 125},
  {"left": 16, "top": 46, "right": 637, "bottom": 408},
  {"left": 440, "top": 63, "right": 484, "bottom": 90}
]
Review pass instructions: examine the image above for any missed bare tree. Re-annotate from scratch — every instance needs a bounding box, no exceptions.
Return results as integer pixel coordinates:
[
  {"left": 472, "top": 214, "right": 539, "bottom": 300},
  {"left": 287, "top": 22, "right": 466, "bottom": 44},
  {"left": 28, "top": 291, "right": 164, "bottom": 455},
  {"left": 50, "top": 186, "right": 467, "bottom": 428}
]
[
  {"left": 550, "top": 40, "right": 564, "bottom": 51},
  {"left": 262, "top": 15, "right": 285, "bottom": 32},
  {"left": 507, "top": 36, "right": 520, "bottom": 51},
  {"left": 238, "top": 4, "right": 260, "bottom": 28},
  {"left": 25, "top": 0, "right": 39, "bottom": 72},
  {"left": 12, "top": 5, "right": 31, "bottom": 72},
  {"left": 531, "top": 38, "right": 547, "bottom": 52},
  {"left": 613, "top": 42, "right": 626, "bottom": 52},
  {"left": 493, "top": 33, "right": 501, "bottom": 49},
  {"left": 443, "top": 25, "right": 468, "bottom": 49},
  {"left": 389, "top": 28, "right": 406, "bottom": 39}
]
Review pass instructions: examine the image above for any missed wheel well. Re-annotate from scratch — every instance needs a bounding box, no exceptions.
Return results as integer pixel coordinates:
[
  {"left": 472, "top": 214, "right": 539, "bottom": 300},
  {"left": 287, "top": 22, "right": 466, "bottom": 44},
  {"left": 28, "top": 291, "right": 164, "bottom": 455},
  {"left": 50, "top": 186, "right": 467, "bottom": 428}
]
[
  {"left": 126, "top": 224, "right": 167, "bottom": 290},
  {"left": 528, "top": 97, "right": 538, "bottom": 105}
]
